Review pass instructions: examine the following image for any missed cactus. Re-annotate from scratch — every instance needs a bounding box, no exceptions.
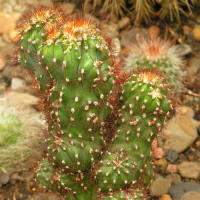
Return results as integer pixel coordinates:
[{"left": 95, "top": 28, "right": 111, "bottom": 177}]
[
  {"left": 18, "top": 8, "right": 177, "bottom": 200},
  {"left": 124, "top": 26, "right": 183, "bottom": 91},
  {"left": 82, "top": 0, "right": 197, "bottom": 24},
  {"left": 0, "top": 100, "right": 44, "bottom": 175}
]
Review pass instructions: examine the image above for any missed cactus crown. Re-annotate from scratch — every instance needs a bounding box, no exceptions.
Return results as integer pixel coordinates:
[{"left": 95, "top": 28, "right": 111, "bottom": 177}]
[{"left": 18, "top": 8, "right": 178, "bottom": 200}]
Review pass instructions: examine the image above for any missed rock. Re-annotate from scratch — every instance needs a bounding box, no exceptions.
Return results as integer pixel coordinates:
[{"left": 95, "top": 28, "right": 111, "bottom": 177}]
[
  {"left": 152, "top": 138, "right": 164, "bottom": 159},
  {"left": 117, "top": 17, "right": 130, "bottom": 29},
  {"left": 121, "top": 27, "right": 147, "bottom": 48},
  {"left": 176, "top": 106, "right": 194, "bottom": 118},
  {"left": 9, "top": 29, "right": 20, "bottom": 42},
  {"left": 0, "top": 174, "right": 9, "bottom": 185},
  {"left": 166, "top": 149, "right": 178, "bottom": 163},
  {"left": 150, "top": 177, "right": 172, "bottom": 197},
  {"left": 166, "top": 173, "right": 182, "bottom": 184},
  {"left": 100, "top": 22, "right": 119, "bottom": 38},
  {"left": 29, "top": 192, "right": 64, "bottom": 200},
  {"left": 163, "top": 107, "right": 199, "bottom": 153},
  {"left": 0, "top": 12, "right": 21, "bottom": 34},
  {"left": 181, "top": 191, "right": 200, "bottom": 200},
  {"left": 154, "top": 158, "right": 168, "bottom": 169},
  {"left": 57, "top": 3, "right": 75, "bottom": 15},
  {"left": 167, "top": 164, "right": 178, "bottom": 174},
  {"left": 2, "top": 65, "right": 34, "bottom": 84},
  {"left": 182, "top": 25, "right": 192, "bottom": 36},
  {"left": 11, "top": 77, "right": 26, "bottom": 91},
  {"left": 169, "top": 182, "right": 200, "bottom": 200},
  {"left": 5, "top": 91, "right": 38, "bottom": 106},
  {"left": 188, "top": 56, "right": 200, "bottom": 77},
  {"left": 159, "top": 194, "right": 172, "bottom": 200},
  {"left": 192, "top": 26, "right": 200, "bottom": 40},
  {"left": 178, "top": 161, "right": 200, "bottom": 179},
  {"left": 0, "top": 54, "right": 6, "bottom": 71}
]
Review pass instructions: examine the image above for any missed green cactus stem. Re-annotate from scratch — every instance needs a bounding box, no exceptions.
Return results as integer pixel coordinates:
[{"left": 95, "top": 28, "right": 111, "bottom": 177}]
[{"left": 18, "top": 8, "right": 175, "bottom": 200}]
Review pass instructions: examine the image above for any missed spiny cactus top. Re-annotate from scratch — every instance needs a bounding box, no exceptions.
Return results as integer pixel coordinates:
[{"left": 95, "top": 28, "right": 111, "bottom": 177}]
[
  {"left": 124, "top": 27, "right": 183, "bottom": 88},
  {"left": 18, "top": 8, "right": 174, "bottom": 200}
]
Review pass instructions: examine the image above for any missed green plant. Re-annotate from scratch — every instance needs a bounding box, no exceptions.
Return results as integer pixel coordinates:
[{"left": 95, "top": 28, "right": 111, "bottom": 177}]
[
  {"left": 0, "top": 101, "right": 45, "bottom": 175},
  {"left": 18, "top": 8, "right": 179, "bottom": 200}
]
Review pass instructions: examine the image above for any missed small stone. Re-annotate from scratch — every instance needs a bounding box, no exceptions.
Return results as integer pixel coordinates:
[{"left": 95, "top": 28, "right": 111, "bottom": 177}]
[
  {"left": 178, "top": 161, "right": 200, "bottom": 179},
  {"left": 166, "top": 173, "right": 182, "bottom": 184},
  {"left": 0, "top": 174, "right": 9, "bottom": 185},
  {"left": 152, "top": 138, "right": 164, "bottom": 159},
  {"left": 166, "top": 149, "right": 178, "bottom": 163},
  {"left": 57, "top": 3, "right": 75, "bottom": 15},
  {"left": 121, "top": 27, "right": 147, "bottom": 48},
  {"left": 5, "top": 91, "right": 38, "bottom": 106},
  {"left": 166, "top": 164, "right": 178, "bottom": 173},
  {"left": 181, "top": 191, "right": 200, "bottom": 200},
  {"left": 154, "top": 158, "right": 168, "bottom": 169},
  {"left": 9, "top": 29, "right": 20, "bottom": 42},
  {"left": 188, "top": 56, "right": 200, "bottom": 77},
  {"left": 193, "top": 26, "right": 200, "bottom": 40},
  {"left": 0, "top": 55, "right": 6, "bottom": 71},
  {"left": 0, "top": 12, "right": 21, "bottom": 34},
  {"left": 117, "top": 17, "right": 130, "bottom": 29},
  {"left": 150, "top": 177, "right": 172, "bottom": 197},
  {"left": 169, "top": 182, "right": 200, "bottom": 200},
  {"left": 176, "top": 106, "right": 194, "bottom": 118},
  {"left": 182, "top": 25, "right": 192, "bottom": 36},
  {"left": 163, "top": 107, "right": 199, "bottom": 153},
  {"left": 11, "top": 77, "right": 26, "bottom": 90},
  {"left": 101, "top": 23, "right": 119, "bottom": 38},
  {"left": 159, "top": 194, "right": 172, "bottom": 200}
]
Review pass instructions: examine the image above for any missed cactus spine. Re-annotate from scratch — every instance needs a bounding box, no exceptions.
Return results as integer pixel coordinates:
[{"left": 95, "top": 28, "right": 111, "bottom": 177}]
[{"left": 18, "top": 8, "right": 176, "bottom": 200}]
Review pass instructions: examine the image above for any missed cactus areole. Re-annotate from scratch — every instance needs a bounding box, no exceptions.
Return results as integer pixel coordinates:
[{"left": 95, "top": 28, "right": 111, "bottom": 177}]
[{"left": 18, "top": 8, "right": 174, "bottom": 200}]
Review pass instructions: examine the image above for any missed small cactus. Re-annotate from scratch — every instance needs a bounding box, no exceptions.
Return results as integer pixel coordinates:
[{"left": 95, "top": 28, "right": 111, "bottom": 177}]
[
  {"left": 0, "top": 101, "right": 44, "bottom": 175},
  {"left": 18, "top": 8, "right": 180, "bottom": 200}
]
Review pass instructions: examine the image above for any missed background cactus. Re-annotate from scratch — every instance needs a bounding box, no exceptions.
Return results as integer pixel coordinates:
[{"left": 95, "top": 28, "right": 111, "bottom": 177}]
[
  {"left": 18, "top": 8, "right": 177, "bottom": 200},
  {"left": 0, "top": 99, "right": 45, "bottom": 176},
  {"left": 81, "top": 0, "right": 198, "bottom": 24}
]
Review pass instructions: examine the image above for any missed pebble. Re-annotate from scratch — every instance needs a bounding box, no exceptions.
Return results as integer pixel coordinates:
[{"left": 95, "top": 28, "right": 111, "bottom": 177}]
[
  {"left": 9, "top": 29, "right": 20, "bottom": 42},
  {"left": 0, "top": 174, "right": 9, "bottom": 185},
  {"left": 150, "top": 177, "right": 172, "bottom": 197},
  {"left": 29, "top": 192, "right": 64, "bottom": 200},
  {"left": 101, "top": 22, "right": 119, "bottom": 38},
  {"left": 0, "top": 12, "right": 21, "bottom": 34},
  {"left": 5, "top": 91, "right": 38, "bottom": 106},
  {"left": 192, "top": 26, "right": 200, "bottom": 40},
  {"left": 0, "top": 54, "right": 6, "bottom": 71},
  {"left": 163, "top": 107, "right": 199, "bottom": 153},
  {"left": 166, "top": 164, "right": 178, "bottom": 174},
  {"left": 117, "top": 17, "right": 130, "bottom": 29},
  {"left": 57, "top": 3, "right": 75, "bottom": 15},
  {"left": 2, "top": 65, "right": 34, "bottom": 84},
  {"left": 154, "top": 158, "right": 168, "bottom": 169},
  {"left": 169, "top": 182, "right": 200, "bottom": 200},
  {"left": 159, "top": 194, "right": 172, "bottom": 200},
  {"left": 188, "top": 56, "right": 200, "bottom": 77},
  {"left": 180, "top": 191, "right": 200, "bottom": 200},
  {"left": 166, "top": 173, "right": 182, "bottom": 184},
  {"left": 178, "top": 161, "right": 200, "bottom": 179},
  {"left": 120, "top": 27, "right": 147, "bottom": 48},
  {"left": 11, "top": 77, "right": 26, "bottom": 91},
  {"left": 166, "top": 149, "right": 178, "bottom": 163}
]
